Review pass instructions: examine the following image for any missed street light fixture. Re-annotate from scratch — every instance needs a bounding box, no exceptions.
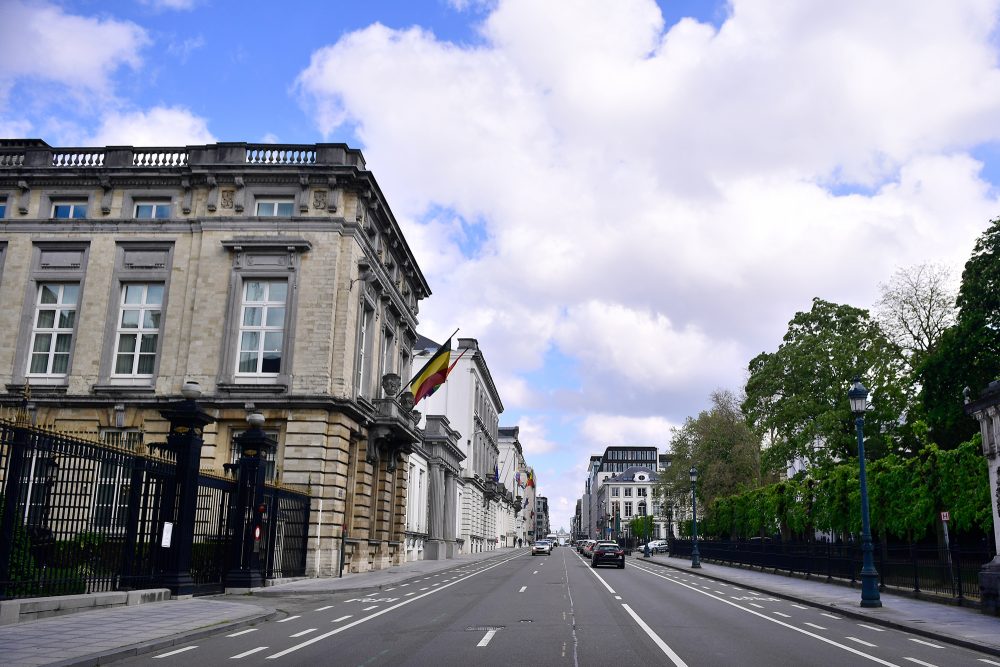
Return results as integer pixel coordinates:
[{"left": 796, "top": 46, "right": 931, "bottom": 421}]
[
  {"left": 689, "top": 466, "right": 701, "bottom": 569},
  {"left": 849, "top": 377, "right": 882, "bottom": 608}
]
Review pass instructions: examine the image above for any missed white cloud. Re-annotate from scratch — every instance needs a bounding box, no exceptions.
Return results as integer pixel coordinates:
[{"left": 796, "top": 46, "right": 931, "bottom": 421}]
[
  {"left": 141, "top": 0, "right": 198, "bottom": 10},
  {"left": 580, "top": 414, "right": 678, "bottom": 449},
  {"left": 86, "top": 107, "right": 216, "bottom": 147},
  {"left": 514, "top": 415, "right": 559, "bottom": 455},
  {"left": 0, "top": 0, "right": 148, "bottom": 107}
]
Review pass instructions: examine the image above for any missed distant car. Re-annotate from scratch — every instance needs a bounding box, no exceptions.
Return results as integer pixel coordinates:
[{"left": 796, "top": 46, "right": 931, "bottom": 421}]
[
  {"left": 579, "top": 539, "right": 596, "bottom": 556},
  {"left": 591, "top": 542, "right": 625, "bottom": 569},
  {"left": 643, "top": 540, "right": 668, "bottom": 554},
  {"left": 532, "top": 540, "right": 552, "bottom": 556}
]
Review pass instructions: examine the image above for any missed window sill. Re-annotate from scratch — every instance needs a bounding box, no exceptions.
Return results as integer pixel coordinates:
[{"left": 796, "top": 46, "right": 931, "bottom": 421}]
[
  {"left": 217, "top": 382, "right": 288, "bottom": 395},
  {"left": 92, "top": 383, "right": 156, "bottom": 394},
  {"left": 8, "top": 382, "right": 67, "bottom": 395}
]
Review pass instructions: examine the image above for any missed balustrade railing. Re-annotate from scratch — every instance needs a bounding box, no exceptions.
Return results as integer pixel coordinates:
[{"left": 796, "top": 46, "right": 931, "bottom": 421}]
[
  {"left": 246, "top": 145, "right": 317, "bottom": 165},
  {"left": 50, "top": 150, "right": 105, "bottom": 167}
]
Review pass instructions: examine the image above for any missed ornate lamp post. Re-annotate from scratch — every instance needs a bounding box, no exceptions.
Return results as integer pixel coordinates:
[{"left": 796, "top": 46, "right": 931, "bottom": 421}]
[
  {"left": 849, "top": 377, "right": 882, "bottom": 608},
  {"left": 689, "top": 466, "right": 701, "bottom": 569}
]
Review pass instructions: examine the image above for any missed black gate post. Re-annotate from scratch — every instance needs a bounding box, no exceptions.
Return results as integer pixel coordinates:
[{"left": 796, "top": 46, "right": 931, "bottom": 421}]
[
  {"left": 158, "top": 382, "right": 214, "bottom": 597},
  {"left": 225, "top": 413, "right": 275, "bottom": 589},
  {"left": 0, "top": 423, "right": 31, "bottom": 597}
]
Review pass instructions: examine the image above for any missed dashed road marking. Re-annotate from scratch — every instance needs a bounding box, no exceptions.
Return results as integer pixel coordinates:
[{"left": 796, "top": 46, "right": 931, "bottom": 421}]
[
  {"left": 804, "top": 623, "right": 826, "bottom": 631},
  {"left": 154, "top": 646, "right": 198, "bottom": 658},
  {"left": 791, "top": 604, "right": 808, "bottom": 610},
  {"left": 420, "top": 587, "right": 429, "bottom": 591},
  {"left": 977, "top": 660, "right": 1000, "bottom": 665},
  {"left": 908, "top": 638, "right": 944, "bottom": 649},
  {"left": 314, "top": 605, "right": 334, "bottom": 612},
  {"left": 276, "top": 616, "right": 300, "bottom": 623},
  {"left": 904, "top": 658, "right": 938, "bottom": 667},
  {"left": 227, "top": 629, "right": 257, "bottom": 637},
  {"left": 363, "top": 606, "right": 379, "bottom": 611},
  {"left": 857, "top": 624, "right": 885, "bottom": 632},
  {"left": 773, "top": 612, "right": 791, "bottom": 618},
  {"left": 385, "top": 587, "right": 396, "bottom": 591},
  {"left": 332, "top": 615, "right": 352, "bottom": 622},
  {"left": 290, "top": 629, "right": 316, "bottom": 638},
  {"left": 519, "top": 586, "right": 527, "bottom": 592},
  {"left": 749, "top": 603, "right": 763, "bottom": 608},
  {"left": 405, "top": 592, "right": 414, "bottom": 596},
  {"left": 230, "top": 646, "right": 269, "bottom": 659},
  {"left": 846, "top": 637, "right": 877, "bottom": 648},
  {"left": 821, "top": 613, "right": 842, "bottom": 620},
  {"left": 477, "top": 630, "right": 498, "bottom": 647}
]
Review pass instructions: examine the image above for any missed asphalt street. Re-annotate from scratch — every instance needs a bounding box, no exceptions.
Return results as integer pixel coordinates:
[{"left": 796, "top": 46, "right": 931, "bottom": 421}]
[{"left": 114, "top": 547, "right": 1000, "bottom": 666}]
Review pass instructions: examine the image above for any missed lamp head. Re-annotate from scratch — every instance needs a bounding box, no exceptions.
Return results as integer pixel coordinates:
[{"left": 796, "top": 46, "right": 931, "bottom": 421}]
[
  {"left": 848, "top": 377, "right": 869, "bottom": 415},
  {"left": 181, "top": 380, "right": 202, "bottom": 400},
  {"left": 689, "top": 466, "right": 698, "bottom": 483},
  {"left": 247, "top": 412, "right": 265, "bottom": 428}
]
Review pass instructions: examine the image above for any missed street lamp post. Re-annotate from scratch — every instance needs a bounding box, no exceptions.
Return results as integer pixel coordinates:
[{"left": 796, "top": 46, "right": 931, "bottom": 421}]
[
  {"left": 849, "top": 377, "right": 882, "bottom": 608},
  {"left": 689, "top": 466, "right": 701, "bottom": 569}
]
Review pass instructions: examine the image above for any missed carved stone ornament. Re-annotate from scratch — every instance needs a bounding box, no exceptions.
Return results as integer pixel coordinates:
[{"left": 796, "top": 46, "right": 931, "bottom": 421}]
[
  {"left": 381, "top": 373, "right": 401, "bottom": 397},
  {"left": 313, "top": 190, "right": 328, "bottom": 210},
  {"left": 221, "top": 189, "right": 235, "bottom": 210},
  {"left": 399, "top": 391, "right": 415, "bottom": 413}
]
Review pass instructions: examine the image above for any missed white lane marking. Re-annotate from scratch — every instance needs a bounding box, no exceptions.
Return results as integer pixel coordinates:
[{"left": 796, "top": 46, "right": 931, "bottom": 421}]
[
  {"left": 400, "top": 583, "right": 409, "bottom": 587},
  {"left": 791, "top": 604, "right": 809, "bottom": 610},
  {"left": 581, "top": 559, "right": 617, "bottom": 594},
  {"left": 230, "top": 646, "right": 269, "bottom": 659},
  {"left": 385, "top": 587, "right": 396, "bottom": 591},
  {"left": 363, "top": 605, "right": 379, "bottom": 611},
  {"left": 432, "top": 583, "right": 440, "bottom": 587},
  {"left": 857, "top": 624, "right": 885, "bottom": 632},
  {"left": 519, "top": 586, "right": 527, "bottom": 592},
  {"left": 314, "top": 605, "right": 334, "bottom": 612},
  {"left": 477, "top": 630, "right": 497, "bottom": 647},
  {"left": 773, "top": 612, "right": 791, "bottom": 618},
  {"left": 267, "top": 552, "right": 524, "bottom": 660},
  {"left": 978, "top": 660, "right": 1000, "bottom": 665},
  {"left": 805, "top": 623, "right": 827, "bottom": 631},
  {"left": 276, "top": 615, "right": 301, "bottom": 623},
  {"left": 154, "top": 646, "right": 198, "bottom": 658},
  {"left": 904, "top": 658, "right": 938, "bottom": 667},
  {"left": 533, "top": 570, "right": 539, "bottom": 574},
  {"left": 290, "top": 629, "right": 316, "bottom": 638},
  {"left": 847, "top": 637, "right": 878, "bottom": 647},
  {"left": 621, "top": 604, "right": 689, "bottom": 667},
  {"left": 821, "top": 613, "right": 842, "bottom": 620},
  {"left": 405, "top": 592, "right": 414, "bottom": 596},
  {"left": 908, "top": 638, "right": 944, "bottom": 649},
  {"left": 615, "top": 596, "right": 622, "bottom": 600},
  {"left": 420, "top": 587, "right": 429, "bottom": 591},
  {"left": 332, "top": 615, "right": 352, "bottom": 622},
  {"left": 749, "top": 603, "right": 764, "bottom": 608},
  {"left": 630, "top": 563, "right": 902, "bottom": 666},
  {"left": 227, "top": 629, "right": 257, "bottom": 637}
]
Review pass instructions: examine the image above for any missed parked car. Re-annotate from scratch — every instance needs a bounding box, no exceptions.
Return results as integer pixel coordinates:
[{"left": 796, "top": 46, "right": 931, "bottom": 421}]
[
  {"left": 642, "top": 540, "right": 668, "bottom": 554},
  {"left": 579, "top": 539, "right": 597, "bottom": 556},
  {"left": 532, "top": 540, "right": 552, "bottom": 556},
  {"left": 591, "top": 542, "right": 625, "bottom": 568}
]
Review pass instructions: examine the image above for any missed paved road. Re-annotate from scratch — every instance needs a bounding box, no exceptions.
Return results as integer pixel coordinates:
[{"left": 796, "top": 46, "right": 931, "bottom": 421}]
[{"left": 116, "top": 548, "right": 1000, "bottom": 666}]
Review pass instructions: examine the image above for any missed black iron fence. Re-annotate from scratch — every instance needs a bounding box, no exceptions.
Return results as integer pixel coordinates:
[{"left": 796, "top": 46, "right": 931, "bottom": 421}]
[
  {"left": 668, "top": 538, "right": 994, "bottom": 604},
  {"left": 0, "top": 414, "right": 310, "bottom": 600}
]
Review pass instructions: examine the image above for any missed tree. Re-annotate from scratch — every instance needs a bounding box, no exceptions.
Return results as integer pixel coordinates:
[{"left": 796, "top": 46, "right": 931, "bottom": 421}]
[
  {"left": 743, "top": 298, "right": 908, "bottom": 474},
  {"left": 921, "top": 218, "right": 1000, "bottom": 448},
  {"left": 875, "top": 263, "right": 957, "bottom": 365},
  {"left": 659, "top": 389, "right": 763, "bottom": 515}
]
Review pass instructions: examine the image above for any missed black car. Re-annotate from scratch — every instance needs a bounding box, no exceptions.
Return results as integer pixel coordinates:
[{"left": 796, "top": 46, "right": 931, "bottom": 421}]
[{"left": 591, "top": 542, "right": 625, "bottom": 569}]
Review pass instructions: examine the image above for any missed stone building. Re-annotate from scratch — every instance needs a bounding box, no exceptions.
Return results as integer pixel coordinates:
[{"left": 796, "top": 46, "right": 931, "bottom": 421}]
[{"left": 0, "top": 139, "right": 430, "bottom": 575}]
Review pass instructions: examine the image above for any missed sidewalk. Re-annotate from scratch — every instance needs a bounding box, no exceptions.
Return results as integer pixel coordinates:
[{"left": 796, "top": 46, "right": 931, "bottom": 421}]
[
  {"left": 634, "top": 552, "right": 1000, "bottom": 657},
  {"left": 0, "top": 548, "right": 516, "bottom": 667}
]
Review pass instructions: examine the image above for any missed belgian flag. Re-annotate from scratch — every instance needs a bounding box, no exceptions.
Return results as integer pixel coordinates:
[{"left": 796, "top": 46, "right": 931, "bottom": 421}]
[{"left": 409, "top": 338, "right": 453, "bottom": 404}]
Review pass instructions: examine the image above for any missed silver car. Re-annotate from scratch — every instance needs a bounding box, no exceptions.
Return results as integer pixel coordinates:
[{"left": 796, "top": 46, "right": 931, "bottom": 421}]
[{"left": 532, "top": 540, "right": 552, "bottom": 556}]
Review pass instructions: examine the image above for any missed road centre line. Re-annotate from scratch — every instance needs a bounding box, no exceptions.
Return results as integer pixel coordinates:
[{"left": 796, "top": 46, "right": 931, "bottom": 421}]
[
  {"left": 154, "top": 646, "right": 198, "bottom": 658},
  {"left": 621, "top": 604, "right": 689, "bottom": 667},
  {"left": 477, "top": 630, "right": 497, "bottom": 647},
  {"left": 266, "top": 552, "right": 525, "bottom": 660},
  {"left": 903, "top": 658, "right": 937, "bottom": 667},
  {"left": 230, "top": 646, "right": 269, "bottom": 659},
  {"left": 227, "top": 629, "right": 258, "bottom": 637},
  {"left": 630, "top": 563, "right": 903, "bottom": 666}
]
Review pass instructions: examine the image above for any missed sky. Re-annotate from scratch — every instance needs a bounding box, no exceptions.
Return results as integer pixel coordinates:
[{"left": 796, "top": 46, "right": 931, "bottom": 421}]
[{"left": 3, "top": 0, "right": 1000, "bottom": 533}]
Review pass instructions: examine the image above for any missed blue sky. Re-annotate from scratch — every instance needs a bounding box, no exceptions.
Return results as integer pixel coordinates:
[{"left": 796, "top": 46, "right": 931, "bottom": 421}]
[{"left": 3, "top": 0, "right": 1000, "bottom": 531}]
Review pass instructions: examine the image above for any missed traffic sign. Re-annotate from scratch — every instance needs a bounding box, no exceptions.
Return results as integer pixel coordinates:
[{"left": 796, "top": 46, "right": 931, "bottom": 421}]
[{"left": 940, "top": 511, "right": 950, "bottom": 522}]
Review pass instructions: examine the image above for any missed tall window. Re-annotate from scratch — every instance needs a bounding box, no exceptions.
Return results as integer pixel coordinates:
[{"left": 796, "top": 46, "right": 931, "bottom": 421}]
[
  {"left": 52, "top": 201, "right": 87, "bottom": 218},
  {"left": 134, "top": 201, "right": 170, "bottom": 219},
  {"left": 256, "top": 199, "right": 294, "bottom": 216},
  {"left": 357, "top": 306, "right": 374, "bottom": 395},
  {"left": 28, "top": 283, "right": 78, "bottom": 375},
  {"left": 611, "top": 487, "right": 620, "bottom": 497},
  {"left": 624, "top": 502, "right": 633, "bottom": 518},
  {"left": 113, "top": 283, "right": 162, "bottom": 376},
  {"left": 237, "top": 280, "right": 286, "bottom": 375},
  {"left": 0, "top": 197, "right": 6, "bottom": 218},
  {"left": 624, "top": 488, "right": 633, "bottom": 497}
]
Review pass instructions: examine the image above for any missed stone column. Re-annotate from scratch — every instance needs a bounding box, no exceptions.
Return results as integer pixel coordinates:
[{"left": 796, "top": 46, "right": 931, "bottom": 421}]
[
  {"left": 444, "top": 470, "right": 458, "bottom": 558},
  {"left": 967, "top": 381, "right": 1000, "bottom": 614},
  {"left": 424, "top": 461, "right": 447, "bottom": 559}
]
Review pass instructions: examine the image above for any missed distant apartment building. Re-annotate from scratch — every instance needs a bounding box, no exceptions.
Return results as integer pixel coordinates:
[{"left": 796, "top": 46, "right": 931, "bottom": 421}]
[
  {"left": 585, "top": 446, "right": 660, "bottom": 539},
  {"left": 535, "top": 496, "right": 550, "bottom": 537}
]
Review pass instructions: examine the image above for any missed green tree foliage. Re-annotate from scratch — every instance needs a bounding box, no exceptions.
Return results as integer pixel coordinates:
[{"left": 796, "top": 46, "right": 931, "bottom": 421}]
[
  {"left": 630, "top": 515, "right": 654, "bottom": 542},
  {"left": 743, "top": 298, "right": 908, "bottom": 474},
  {"left": 920, "top": 218, "right": 1000, "bottom": 449},
  {"left": 703, "top": 437, "right": 989, "bottom": 541},
  {"left": 658, "top": 390, "right": 763, "bottom": 517}
]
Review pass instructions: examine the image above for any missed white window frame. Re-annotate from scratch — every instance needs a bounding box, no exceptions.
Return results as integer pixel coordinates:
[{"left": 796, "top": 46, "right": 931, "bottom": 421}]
[
  {"left": 51, "top": 201, "right": 87, "bottom": 219},
  {"left": 624, "top": 502, "right": 633, "bottom": 518},
  {"left": 255, "top": 198, "right": 294, "bottom": 217},
  {"left": 624, "top": 487, "right": 633, "bottom": 497},
  {"left": 133, "top": 201, "right": 171, "bottom": 219},
  {"left": 112, "top": 283, "right": 163, "bottom": 377},
  {"left": 357, "top": 305, "right": 375, "bottom": 396},
  {"left": 27, "top": 283, "right": 79, "bottom": 376},
  {"left": 235, "top": 279, "right": 287, "bottom": 377},
  {"left": 611, "top": 487, "right": 620, "bottom": 497}
]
